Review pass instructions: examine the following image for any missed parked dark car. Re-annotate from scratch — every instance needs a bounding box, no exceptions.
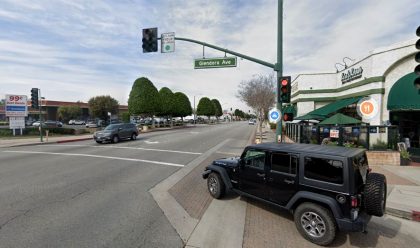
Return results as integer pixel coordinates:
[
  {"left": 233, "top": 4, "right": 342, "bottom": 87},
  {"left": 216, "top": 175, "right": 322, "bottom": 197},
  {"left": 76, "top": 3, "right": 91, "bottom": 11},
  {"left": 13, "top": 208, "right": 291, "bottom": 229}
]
[
  {"left": 202, "top": 143, "right": 387, "bottom": 246},
  {"left": 93, "top": 123, "right": 138, "bottom": 144},
  {"left": 44, "top": 120, "right": 63, "bottom": 127}
]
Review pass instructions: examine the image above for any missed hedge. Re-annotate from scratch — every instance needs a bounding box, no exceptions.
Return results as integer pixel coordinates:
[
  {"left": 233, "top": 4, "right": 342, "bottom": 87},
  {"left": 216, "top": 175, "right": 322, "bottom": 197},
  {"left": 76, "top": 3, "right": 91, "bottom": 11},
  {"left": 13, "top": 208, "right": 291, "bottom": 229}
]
[{"left": 0, "top": 127, "right": 89, "bottom": 137}]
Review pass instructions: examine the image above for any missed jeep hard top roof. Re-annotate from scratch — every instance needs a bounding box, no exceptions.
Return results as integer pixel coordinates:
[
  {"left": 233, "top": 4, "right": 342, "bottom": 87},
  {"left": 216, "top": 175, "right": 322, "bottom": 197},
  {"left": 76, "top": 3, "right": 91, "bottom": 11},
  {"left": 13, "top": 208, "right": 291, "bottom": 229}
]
[{"left": 248, "top": 143, "right": 365, "bottom": 158}]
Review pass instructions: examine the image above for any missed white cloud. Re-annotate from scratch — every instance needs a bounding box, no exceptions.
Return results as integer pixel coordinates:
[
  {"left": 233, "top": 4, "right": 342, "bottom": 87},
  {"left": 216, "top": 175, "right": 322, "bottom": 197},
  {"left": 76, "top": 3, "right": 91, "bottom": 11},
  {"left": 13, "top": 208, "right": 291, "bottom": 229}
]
[{"left": 0, "top": 0, "right": 418, "bottom": 113}]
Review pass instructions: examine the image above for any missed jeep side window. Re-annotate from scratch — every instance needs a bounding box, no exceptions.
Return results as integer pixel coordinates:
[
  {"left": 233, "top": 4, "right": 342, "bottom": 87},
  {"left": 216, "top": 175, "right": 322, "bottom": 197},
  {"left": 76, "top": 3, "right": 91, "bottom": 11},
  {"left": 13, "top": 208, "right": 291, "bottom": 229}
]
[
  {"left": 271, "top": 153, "right": 297, "bottom": 175},
  {"left": 304, "top": 157, "right": 343, "bottom": 184},
  {"left": 243, "top": 150, "right": 265, "bottom": 170}
]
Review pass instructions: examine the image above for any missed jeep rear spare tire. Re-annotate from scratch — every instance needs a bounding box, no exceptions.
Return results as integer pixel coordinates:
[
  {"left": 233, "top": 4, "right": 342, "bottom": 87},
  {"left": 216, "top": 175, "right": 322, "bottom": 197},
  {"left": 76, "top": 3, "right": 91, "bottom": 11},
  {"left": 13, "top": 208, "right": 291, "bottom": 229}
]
[
  {"left": 364, "top": 172, "right": 387, "bottom": 217},
  {"left": 207, "top": 172, "right": 225, "bottom": 199}
]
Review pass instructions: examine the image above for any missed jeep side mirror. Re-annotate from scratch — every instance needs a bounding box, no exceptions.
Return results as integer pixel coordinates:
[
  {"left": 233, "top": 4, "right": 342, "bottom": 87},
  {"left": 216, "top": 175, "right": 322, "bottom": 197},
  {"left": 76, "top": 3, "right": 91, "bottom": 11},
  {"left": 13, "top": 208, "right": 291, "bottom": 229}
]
[{"left": 118, "top": 128, "right": 123, "bottom": 131}]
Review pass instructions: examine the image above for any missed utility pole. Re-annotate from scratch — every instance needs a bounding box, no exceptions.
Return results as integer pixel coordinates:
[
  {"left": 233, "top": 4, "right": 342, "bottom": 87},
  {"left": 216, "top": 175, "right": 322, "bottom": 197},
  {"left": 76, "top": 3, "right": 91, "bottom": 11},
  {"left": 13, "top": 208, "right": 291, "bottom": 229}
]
[{"left": 275, "top": 0, "right": 283, "bottom": 142}]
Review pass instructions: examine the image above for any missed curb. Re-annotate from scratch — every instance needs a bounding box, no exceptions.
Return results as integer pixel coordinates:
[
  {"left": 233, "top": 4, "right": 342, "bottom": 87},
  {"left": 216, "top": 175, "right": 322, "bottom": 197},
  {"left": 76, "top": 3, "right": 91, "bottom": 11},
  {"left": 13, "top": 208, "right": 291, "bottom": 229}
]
[
  {"left": 56, "top": 137, "right": 92, "bottom": 143},
  {"left": 386, "top": 207, "right": 420, "bottom": 222}
]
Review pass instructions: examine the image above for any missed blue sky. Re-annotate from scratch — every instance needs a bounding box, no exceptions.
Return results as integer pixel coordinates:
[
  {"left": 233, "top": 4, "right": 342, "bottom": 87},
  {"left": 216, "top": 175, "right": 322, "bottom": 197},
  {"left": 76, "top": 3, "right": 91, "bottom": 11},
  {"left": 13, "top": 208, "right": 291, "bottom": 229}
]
[{"left": 0, "top": 0, "right": 419, "bottom": 111}]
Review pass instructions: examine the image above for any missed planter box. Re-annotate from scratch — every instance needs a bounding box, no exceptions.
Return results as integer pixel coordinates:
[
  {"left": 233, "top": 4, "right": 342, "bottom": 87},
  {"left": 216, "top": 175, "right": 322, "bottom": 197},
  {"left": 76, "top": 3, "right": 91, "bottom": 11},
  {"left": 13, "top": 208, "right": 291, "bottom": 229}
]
[
  {"left": 366, "top": 151, "right": 400, "bottom": 166},
  {"left": 400, "top": 158, "right": 411, "bottom": 166}
]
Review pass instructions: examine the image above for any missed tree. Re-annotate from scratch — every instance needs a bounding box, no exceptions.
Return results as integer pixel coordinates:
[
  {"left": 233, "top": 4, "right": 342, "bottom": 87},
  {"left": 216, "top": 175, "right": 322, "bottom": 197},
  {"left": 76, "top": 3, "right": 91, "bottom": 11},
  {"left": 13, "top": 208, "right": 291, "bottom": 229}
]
[
  {"left": 120, "top": 112, "right": 130, "bottom": 123},
  {"left": 128, "top": 77, "right": 161, "bottom": 118},
  {"left": 211, "top": 99, "right": 223, "bottom": 121},
  {"left": 173, "top": 92, "right": 192, "bottom": 122},
  {"left": 158, "top": 87, "right": 175, "bottom": 126},
  {"left": 197, "top": 97, "right": 215, "bottom": 120},
  {"left": 57, "top": 106, "right": 82, "bottom": 122},
  {"left": 237, "top": 74, "right": 276, "bottom": 135},
  {"left": 88, "top": 95, "right": 119, "bottom": 121}
]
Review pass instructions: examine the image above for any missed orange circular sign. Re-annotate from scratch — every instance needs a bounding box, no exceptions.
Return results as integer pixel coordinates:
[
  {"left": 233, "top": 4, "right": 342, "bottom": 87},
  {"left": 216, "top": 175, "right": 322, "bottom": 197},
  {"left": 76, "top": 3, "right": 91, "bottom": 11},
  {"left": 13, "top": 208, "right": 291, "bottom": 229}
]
[{"left": 360, "top": 101, "right": 374, "bottom": 115}]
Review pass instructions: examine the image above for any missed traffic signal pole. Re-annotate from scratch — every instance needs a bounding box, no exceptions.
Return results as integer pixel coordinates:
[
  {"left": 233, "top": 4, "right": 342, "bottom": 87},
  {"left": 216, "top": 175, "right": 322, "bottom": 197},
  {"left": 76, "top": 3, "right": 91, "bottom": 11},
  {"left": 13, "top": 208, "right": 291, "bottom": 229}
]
[
  {"left": 153, "top": 0, "right": 284, "bottom": 142},
  {"left": 38, "top": 89, "right": 43, "bottom": 142},
  {"left": 275, "top": 0, "right": 283, "bottom": 142}
]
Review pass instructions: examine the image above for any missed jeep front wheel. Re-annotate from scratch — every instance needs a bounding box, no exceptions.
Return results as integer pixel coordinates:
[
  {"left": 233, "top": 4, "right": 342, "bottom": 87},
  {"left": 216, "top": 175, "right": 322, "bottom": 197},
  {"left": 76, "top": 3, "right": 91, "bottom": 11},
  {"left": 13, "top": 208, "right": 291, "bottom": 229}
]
[
  {"left": 294, "top": 203, "right": 336, "bottom": 246},
  {"left": 364, "top": 172, "right": 387, "bottom": 217},
  {"left": 207, "top": 172, "right": 225, "bottom": 199}
]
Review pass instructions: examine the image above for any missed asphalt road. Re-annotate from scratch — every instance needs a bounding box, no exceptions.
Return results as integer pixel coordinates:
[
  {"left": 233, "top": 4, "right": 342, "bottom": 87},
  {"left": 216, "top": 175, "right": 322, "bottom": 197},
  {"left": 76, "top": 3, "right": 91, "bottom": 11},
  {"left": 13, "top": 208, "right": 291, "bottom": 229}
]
[{"left": 0, "top": 122, "right": 254, "bottom": 248}]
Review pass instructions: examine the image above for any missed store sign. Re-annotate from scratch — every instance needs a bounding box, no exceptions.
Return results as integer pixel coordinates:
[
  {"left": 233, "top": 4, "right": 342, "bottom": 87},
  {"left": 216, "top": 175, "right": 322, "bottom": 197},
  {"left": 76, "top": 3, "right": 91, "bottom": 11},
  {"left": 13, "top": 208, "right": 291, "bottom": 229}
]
[
  {"left": 341, "top": 66, "right": 363, "bottom": 84},
  {"left": 5, "top": 94, "right": 28, "bottom": 117},
  {"left": 9, "top": 117, "right": 25, "bottom": 129},
  {"left": 357, "top": 97, "right": 379, "bottom": 120},
  {"left": 330, "top": 129, "right": 339, "bottom": 138}
]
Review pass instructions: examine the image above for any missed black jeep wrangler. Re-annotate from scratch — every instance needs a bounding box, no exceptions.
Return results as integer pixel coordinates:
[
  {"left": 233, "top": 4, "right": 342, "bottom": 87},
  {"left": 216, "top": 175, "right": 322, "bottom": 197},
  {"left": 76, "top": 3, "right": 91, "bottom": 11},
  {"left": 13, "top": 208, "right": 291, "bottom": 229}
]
[{"left": 202, "top": 143, "right": 387, "bottom": 246}]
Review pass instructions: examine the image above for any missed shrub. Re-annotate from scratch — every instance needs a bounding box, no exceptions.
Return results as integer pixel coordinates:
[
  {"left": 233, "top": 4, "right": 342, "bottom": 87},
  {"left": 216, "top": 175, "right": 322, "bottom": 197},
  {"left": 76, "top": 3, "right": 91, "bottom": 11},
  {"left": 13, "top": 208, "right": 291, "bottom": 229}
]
[{"left": 372, "top": 140, "right": 388, "bottom": 150}]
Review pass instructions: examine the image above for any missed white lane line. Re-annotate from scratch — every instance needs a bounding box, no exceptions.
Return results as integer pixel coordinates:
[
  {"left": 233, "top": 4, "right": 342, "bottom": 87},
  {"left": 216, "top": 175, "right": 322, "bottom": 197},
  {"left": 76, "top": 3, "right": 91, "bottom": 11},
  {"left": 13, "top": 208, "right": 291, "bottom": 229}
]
[
  {"left": 144, "top": 140, "right": 159, "bottom": 144},
  {"left": 2, "top": 151, "right": 184, "bottom": 167},
  {"left": 38, "top": 144, "right": 202, "bottom": 155}
]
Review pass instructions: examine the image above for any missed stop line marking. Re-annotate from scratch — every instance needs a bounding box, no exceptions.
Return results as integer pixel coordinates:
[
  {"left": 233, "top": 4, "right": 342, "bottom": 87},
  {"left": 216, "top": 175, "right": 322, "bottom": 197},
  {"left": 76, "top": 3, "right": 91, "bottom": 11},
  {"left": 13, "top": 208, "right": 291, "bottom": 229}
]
[
  {"left": 2, "top": 150, "right": 185, "bottom": 167},
  {"left": 38, "top": 144, "right": 202, "bottom": 155}
]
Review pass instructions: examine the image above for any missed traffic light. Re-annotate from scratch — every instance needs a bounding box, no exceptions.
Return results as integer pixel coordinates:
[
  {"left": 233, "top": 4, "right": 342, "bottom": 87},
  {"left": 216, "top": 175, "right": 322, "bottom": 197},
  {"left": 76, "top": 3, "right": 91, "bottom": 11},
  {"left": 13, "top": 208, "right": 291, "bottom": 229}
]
[
  {"left": 283, "top": 113, "right": 293, "bottom": 122},
  {"left": 31, "top": 88, "right": 39, "bottom": 109},
  {"left": 415, "top": 25, "right": 420, "bottom": 89},
  {"left": 278, "top": 76, "right": 291, "bottom": 103},
  {"left": 142, "top": 28, "right": 158, "bottom": 53}
]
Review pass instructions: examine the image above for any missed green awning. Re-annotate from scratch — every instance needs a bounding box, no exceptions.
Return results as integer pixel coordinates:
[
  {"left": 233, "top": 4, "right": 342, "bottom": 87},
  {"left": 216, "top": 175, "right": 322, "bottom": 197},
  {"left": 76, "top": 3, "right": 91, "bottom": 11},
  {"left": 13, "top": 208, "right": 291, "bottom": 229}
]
[
  {"left": 295, "top": 96, "right": 363, "bottom": 120},
  {"left": 318, "top": 113, "right": 362, "bottom": 125},
  {"left": 295, "top": 113, "right": 326, "bottom": 120},
  {"left": 387, "top": 72, "right": 420, "bottom": 110},
  {"left": 310, "top": 96, "right": 363, "bottom": 116}
]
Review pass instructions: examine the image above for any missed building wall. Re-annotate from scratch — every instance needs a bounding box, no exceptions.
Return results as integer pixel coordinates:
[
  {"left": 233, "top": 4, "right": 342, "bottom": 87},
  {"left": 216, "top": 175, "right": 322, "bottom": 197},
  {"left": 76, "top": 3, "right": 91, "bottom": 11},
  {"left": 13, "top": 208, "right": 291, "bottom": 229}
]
[{"left": 291, "top": 39, "right": 417, "bottom": 124}]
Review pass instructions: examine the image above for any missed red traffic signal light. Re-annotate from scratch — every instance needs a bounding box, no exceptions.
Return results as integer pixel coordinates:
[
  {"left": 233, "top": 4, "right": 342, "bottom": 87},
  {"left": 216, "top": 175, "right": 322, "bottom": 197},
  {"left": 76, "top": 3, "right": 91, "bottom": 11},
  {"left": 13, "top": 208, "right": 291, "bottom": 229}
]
[
  {"left": 278, "top": 76, "right": 291, "bottom": 103},
  {"left": 283, "top": 113, "right": 293, "bottom": 122}
]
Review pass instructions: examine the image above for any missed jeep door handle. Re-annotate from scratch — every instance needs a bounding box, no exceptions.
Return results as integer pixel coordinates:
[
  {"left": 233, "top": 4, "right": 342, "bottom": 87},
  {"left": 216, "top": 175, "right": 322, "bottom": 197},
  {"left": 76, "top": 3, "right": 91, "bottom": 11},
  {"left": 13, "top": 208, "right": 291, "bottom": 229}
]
[
  {"left": 257, "top": 173, "right": 266, "bottom": 177},
  {"left": 284, "top": 179, "right": 295, "bottom": 184}
]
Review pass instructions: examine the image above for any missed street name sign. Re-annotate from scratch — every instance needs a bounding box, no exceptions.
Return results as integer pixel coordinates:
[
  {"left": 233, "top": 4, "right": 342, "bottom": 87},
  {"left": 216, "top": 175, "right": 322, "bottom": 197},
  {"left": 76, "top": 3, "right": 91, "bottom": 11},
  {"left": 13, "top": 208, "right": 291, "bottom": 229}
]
[
  {"left": 161, "top": 32, "right": 175, "bottom": 53},
  {"left": 5, "top": 94, "right": 28, "bottom": 117},
  {"left": 194, "top": 57, "right": 237, "bottom": 69}
]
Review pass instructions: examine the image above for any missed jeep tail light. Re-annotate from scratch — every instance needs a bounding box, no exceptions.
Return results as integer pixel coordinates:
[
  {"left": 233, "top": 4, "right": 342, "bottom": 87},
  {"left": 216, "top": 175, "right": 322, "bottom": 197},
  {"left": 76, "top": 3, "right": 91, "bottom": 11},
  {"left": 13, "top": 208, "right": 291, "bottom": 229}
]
[{"left": 351, "top": 196, "right": 358, "bottom": 208}]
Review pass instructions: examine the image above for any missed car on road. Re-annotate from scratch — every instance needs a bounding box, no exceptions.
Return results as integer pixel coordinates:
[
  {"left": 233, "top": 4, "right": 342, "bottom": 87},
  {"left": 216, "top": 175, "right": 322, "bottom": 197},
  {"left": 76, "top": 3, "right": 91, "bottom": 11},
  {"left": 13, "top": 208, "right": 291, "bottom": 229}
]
[
  {"left": 32, "top": 121, "right": 41, "bottom": 127},
  {"left": 248, "top": 119, "right": 256, "bottom": 125},
  {"left": 69, "top": 120, "right": 85, "bottom": 125},
  {"left": 93, "top": 123, "right": 139, "bottom": 144},
  {"left": 86, "top": 121, "right": 98, "bottom": 128},
  {"left": 202, "top": 143, "right": 387, "bottom": 246},
  {"left": 44, "top": 120, "right": 63, "bottom": 127}
]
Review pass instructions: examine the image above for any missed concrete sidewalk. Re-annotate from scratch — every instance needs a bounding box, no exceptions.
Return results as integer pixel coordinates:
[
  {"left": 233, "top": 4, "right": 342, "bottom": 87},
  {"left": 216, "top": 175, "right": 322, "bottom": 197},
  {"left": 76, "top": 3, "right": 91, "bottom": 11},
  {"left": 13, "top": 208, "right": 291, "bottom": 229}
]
[{"left": 0, "top": 134, "right": 93, "bottom": 148}]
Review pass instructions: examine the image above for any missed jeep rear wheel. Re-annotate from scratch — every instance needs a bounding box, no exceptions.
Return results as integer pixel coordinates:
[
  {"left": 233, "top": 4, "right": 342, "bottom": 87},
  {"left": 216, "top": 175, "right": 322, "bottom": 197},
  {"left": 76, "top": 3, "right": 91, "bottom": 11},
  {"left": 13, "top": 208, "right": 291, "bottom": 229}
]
[
  {"left": 364, "top": 172, "right": 387, "bottom": 217},
  {"left": 207, "top": 172, "right": 225, "bottom": 199},
  {"left": 131, "top": 133, "right": 137, "bottom": 140},
  {"left": 294, "top": 203, "right": 336, "bottom": 246}
]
